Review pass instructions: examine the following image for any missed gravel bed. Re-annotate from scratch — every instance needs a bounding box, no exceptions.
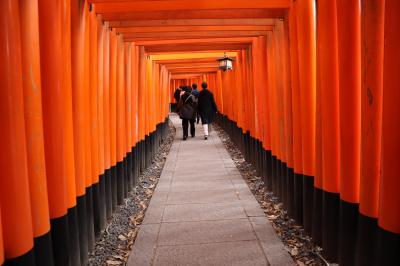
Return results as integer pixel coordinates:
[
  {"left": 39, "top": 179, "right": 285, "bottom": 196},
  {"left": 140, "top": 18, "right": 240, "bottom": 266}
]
[
  {"left": 88, "top": 121, "right": 176, "bottom": 266},
  {"left": 214, "top": 124, "right": 329, "bottom": 266}
]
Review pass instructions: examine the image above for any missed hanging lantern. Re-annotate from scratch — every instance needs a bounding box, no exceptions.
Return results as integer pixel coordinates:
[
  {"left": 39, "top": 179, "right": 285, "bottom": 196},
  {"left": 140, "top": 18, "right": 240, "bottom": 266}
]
[{"left": 217, "top": 53, "right": 234, "bottom": 71}]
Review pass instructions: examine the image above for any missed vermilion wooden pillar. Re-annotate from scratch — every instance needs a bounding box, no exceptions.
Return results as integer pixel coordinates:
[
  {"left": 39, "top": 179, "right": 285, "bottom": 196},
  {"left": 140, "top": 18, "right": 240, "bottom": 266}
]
[
  {"left": 116, "top": 34, "right": 126, "bottom": 204},
  {"left": 89, "top": 6, "right": 102, "bottom": 238},
  {"left": 125, "top": 42, "right": 133, "bottom": 190},
  {"left": 314, "top": 17, "right": 323, "bottom": 244},
  {"left": 19, "top": 0, "right": 54, "bottom": 264},
  {"left": 273, "top": 24, "right": 287, "bottom": 204},
  {"left": 289, "top": 3, "right": 304, "bottom": 225},
  {"left": 96, "top": 14, "right": 107, "bottom": 233},
  {"left": 266, "top": 32, "right": 279, "bottom": 198},
  {"left": 378, "top": 0, "right": 400, "bottom": 264},
  {"left": 109, "top": 29, "right": 118, "bottom": 212},
  {"left": 138, "top": 46, "right": 147, "bottom": 172},
  {"left": 357, "top": 1, "right": 385, "bottom": 265},
  {"left": 83, "top": 4, "right": 95, "bottom": 251},
  {"left": 61, "top": 0, "right": 80, "bottom": 263},
  {"left": 71, "top": 0, "right": 89, "bottom": 263},
  {"left": 337, "top": 1, "right": 362, "bottom": 265},
  {"left": 103, "top": 23, "right": 112, "bottom": 220},
  {"left": 318, "top": 0, "right": 341, "bottom": 261},
  {"left": 38, "top": 0, "right": 71, "bottom": 264},
  {"left": 281, "top": 15, "right": 295, "bottom": 218},
  {"left": 0, "top": 0, "right": 35, "bottom": 264},
  {"left": 296, "top": 0, "right": 316, "bottom": 235}
]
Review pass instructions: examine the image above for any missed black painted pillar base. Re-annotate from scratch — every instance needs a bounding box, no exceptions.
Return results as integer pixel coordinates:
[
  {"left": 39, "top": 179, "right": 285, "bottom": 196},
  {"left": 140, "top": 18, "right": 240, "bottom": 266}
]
[
  {"left": 50, "top": 215, "right": 70, "bottom": 266},
  {"left": 76, "top": 195, "right": 88, "bottom": 266},
  {"left": 356, "top": 214, "right": 378, "bottom": 266},
  {"left": 67, "top": 206, "right": 80, "bottom": 266},
  {"left": 276, "top": 159, "right": 282, "bottom": 200},
  {"left": 271, "top": 156, "right": 277, "bottom": 195},
  {"left": 116, "top": 161, "right": 125, "bottom": 205},
  {"left": 4, "top": 249, "right": 36, "bottom": 266},
  {"left": 322, "top": 191, "right": 340, "bottom": 262},
  {"left": 281, "top": 162, "right": 288, "bottom": 208},
  {"left": 122, "top": 156, "right": 128, "bottom": 198},
  {"left": 286, "top": 167, "right": 295, "bottom": 218},
  {"left": 312, "top": 187, "right": 323, "bottom": 246},
  {"left": 293, "top": 173, "right": 303, "bottom": 225},
  {"left": 110, "top": 165, "right": 117, "bottom": 212},
  {"left": 376, "top": 226, "right": 400, "bottom": 266},
  {"left": 85, "top": 186, "right": 95, "bottom": 252},
  {"left": 303, "top": 175, "right": 314, "bottom": 235},
  {"left": 339, "top": 200, "right": 359, "bottom": 266},
  {"left": 265, "top": 150, "right": 272, "bottom": 190},
  {"left": 98, "top": 173, "right": 107, "bottom": 230},
  {"left": 92, "top": 182, "right": 101, "bottom": 238},
  {"left": 33, "top": 231, "right": 54, "bottom": 266},
  {"left": 127, "top": 152, "right": 133, "bottom": 191},
  {"left": 104, "top": 168, "right": 112, "bottom": 219}
]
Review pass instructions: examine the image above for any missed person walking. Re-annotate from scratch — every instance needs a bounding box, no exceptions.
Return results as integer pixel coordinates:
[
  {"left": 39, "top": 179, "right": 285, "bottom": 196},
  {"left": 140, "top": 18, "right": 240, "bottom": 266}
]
[
  {"left": 173, "top": 86, "right": 183, "bottom": 113},
  {"left": 177, "top": 86, "right": 196, "bottom": 140},
  {"left": 197, "top": 82, "right": 217, "bottom": 140},
  {"left": 191, "top": 83, "right": 200, "bottom": 124}
]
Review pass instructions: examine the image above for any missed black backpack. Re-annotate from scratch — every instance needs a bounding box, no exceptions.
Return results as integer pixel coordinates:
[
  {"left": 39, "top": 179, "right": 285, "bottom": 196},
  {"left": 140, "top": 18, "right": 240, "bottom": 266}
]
[{"left": 178, "top": 94, "right": 195, "bottom": 119}]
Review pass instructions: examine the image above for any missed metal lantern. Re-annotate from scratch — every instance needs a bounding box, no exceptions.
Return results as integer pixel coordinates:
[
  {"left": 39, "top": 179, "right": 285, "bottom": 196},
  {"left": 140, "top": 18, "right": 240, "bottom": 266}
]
[{"left": 217, "top": 53, "right": 233, "bottom": 71}]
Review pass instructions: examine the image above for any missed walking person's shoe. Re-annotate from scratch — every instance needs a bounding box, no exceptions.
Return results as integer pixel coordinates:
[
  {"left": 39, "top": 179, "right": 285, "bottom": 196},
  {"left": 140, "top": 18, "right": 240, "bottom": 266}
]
[
  {"left": 183, "top": 135, "right": 187, "bottom": 141},
  {"left": 204, "top": 135, "right": 208, "bottom": 140}
]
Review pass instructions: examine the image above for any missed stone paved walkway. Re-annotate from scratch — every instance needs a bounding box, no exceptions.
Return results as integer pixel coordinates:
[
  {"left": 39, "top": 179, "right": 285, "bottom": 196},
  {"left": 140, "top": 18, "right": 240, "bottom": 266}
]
[{"left": 127, "top": 114, "right": 294, "bottom": 266}]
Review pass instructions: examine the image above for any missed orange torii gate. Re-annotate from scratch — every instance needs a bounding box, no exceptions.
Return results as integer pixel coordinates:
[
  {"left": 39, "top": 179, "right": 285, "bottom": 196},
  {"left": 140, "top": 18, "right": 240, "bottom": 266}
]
[{"left": 1, "top": 0, "right": 400, "bottom": 265}]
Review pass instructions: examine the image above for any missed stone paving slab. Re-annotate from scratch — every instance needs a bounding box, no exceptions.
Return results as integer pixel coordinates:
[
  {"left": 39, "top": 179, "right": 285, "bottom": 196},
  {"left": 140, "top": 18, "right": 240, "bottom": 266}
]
[
  {"left": 127, "top": 114, "right": 294, "bottom": 266},
  {"left": 153, "top": 241, "right": 269, "bottom": 266},
  {"left": 162, "top": 202, "right": 247, "bottom": 222},
  {"left": 158, "top": 218, "right": 256, "bottom": 246},
  {"left": 166, "top": 189, "right": 238, "bottom": 204}
]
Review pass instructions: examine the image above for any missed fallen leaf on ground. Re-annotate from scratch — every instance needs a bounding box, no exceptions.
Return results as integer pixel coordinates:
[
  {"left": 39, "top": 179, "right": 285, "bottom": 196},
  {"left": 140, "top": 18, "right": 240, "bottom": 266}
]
[
  {"left": 118, "top": 235, "right": 127, "bottom": 241},
  {"left": 106, "top": 260, "right": 122, "bottom": 265}
]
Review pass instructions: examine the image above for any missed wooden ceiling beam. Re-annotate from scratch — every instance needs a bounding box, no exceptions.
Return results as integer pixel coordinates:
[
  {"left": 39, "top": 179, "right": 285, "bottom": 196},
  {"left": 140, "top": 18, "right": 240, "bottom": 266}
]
[
  {"left": 101, "top": 9, "right": 286, "bottom": 21},
  {"left": 133, "top": 37, "right": 253, "bottom": 46},
  {"left": 144, "top": 43, "right": 249, "bottom": 53},
  {"left": 150, "top": 51, "right": 236, "bottom": 61},
  {"left": 123, "top": 30, "right": 268, "bottom": 39},
  {"left": 94, "top": 0, "right": 291, "bottom": 13},
  {"left": 169, "top": 68, "right": 218, "bottom": 74},
  {"left": 109, "top": 18, "right": 276, "bottom": 27},
  {"left": 153, "top": 57, "right": 225, "bottom": 64},
  {"left": 115, "top": 25, "right": 274, "bottom": 33},
  {"left": 163, "top": 62, "right": 219, "bottom": 68}
]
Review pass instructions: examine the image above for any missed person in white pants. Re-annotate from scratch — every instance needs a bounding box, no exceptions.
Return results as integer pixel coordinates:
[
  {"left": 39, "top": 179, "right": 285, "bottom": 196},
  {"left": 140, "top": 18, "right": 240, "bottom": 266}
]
[{"left": 197, "top": 82, "right": 218, "bottom": 140}]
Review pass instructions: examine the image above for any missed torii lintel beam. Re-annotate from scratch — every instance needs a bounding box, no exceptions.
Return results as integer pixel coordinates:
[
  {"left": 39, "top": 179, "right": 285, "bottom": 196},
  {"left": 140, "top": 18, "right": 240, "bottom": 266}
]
[
  {"left": 150, "top": 52, "right": 237, "bottom": 61},
  {"left": 169, "top": 67, "right": 219, "bottom": 73},
  {"left": 135, "top": 37, "right": 254, "bottom": 46},
  {"left": 153, "top": 58, "right": 229, "bottom": 64},
  {"left": 144, "top": 44, "right": 249, "bottom": 53},
  {"left": 115, "top": 25, "right": 274, "bottom": 33},
  {"left": 100, "top": 9, "right": 286, "bottom": 21},
  {"left": 109, "top": 18, "right": 276, "bottom": 27},
  {"left": 123, "top": 30, "right": 269, "bottom": 40},
  {"left": 93, "top": 0, "right": 291, "bottom": 13}
]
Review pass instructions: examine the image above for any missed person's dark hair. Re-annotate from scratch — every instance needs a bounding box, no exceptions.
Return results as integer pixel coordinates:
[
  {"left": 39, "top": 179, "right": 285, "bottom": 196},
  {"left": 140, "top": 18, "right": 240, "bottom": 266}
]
[
  {"left": 201, "top": 82, "right": 207, "bottom": 89},
  {"left": 183, "top": 86, "right": 191, "bottom": 93},
  {"left": 192, "top": 83, "right": 198, "bottom": 89}
]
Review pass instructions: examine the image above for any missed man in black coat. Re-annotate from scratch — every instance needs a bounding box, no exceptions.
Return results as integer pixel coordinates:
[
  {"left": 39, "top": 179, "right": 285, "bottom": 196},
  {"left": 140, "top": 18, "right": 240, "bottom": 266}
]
[{"left": 198, "top": 82, "right": 218, "bottom": 140}]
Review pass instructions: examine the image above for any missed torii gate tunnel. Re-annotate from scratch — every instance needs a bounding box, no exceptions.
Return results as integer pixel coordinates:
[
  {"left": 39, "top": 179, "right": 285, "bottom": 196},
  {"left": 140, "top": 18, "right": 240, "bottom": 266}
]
[{"left": 0, "top": 0, "right": 399, "bottom": 265}]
